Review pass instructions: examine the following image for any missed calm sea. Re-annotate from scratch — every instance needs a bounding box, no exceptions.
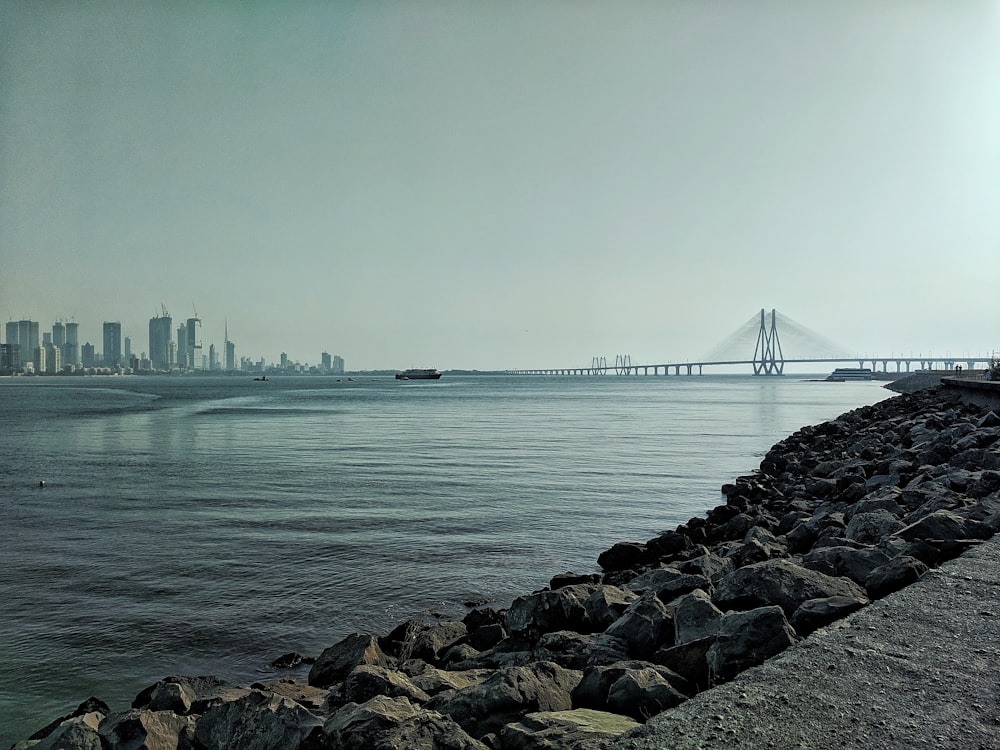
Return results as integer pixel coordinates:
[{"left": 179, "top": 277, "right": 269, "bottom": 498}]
[{"left": 0, "top": 374, "right": 891, "bottom": 743}]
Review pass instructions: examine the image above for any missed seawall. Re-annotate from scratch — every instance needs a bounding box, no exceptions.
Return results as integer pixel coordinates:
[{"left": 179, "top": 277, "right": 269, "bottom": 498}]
[{"left": 12, "top": 383, "right": 1000, "bottom": 750}]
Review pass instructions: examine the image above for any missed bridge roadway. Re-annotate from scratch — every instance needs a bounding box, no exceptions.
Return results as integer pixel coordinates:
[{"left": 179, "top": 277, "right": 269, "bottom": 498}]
[{"left": 507, "top": 356, "right": 995, "bottom": 376}]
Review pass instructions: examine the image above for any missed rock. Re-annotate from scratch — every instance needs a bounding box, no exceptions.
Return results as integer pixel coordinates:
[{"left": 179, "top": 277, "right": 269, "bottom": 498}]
[
  {"left": 271, "top": 652, "right": 314, "bottom": 669},
  {"left": 603, "top": 591, "right": 674, "bottom": 659},
  {"left": 28, "top": 711, "right": 105, "bottom": 750},
  {"left": 865, "top": 555, "right": 929, "bottom": 599},
  {"left": 605, "top": 665, "right": 688, "bottom": 721},
  {"left": 789, "top": 595, "right": 869, "bottom": 635},
  {"left": 312, "top": 695, "right": 487, "bottom": 750},
  {"left": 895, "top": 509, "right": 993, "bottom": 544},
  {"left": 498, "top": 708, "right": 640, "bottom": 750},
  {"left": 844, "top": 510, "right": 905, "bottom": 545},
  {"left": 99, "top": 708, "right": 197, "bottom": 750},
  {"left": 410, "top": 621, "right": 469, "bottom": 664},
  {"left": 678, "top": 550, "right": 735, "bottom": 584},
  {"left": 251, "top": 678, "right": 330, "bottom": 713},
  {"left": 548, "top": 571, "right": 601, "bottom": 589},
  {"left": 24, "top": 697, "right": 110, "bottom": 744},
  {"left": 132, "top": 676, "right": 228, "bottom": 714},
  {"left": 583, "top": 585, "right": 638, "bottom": 630},
  {"left": 625, "top": 569, "right": 712, "bottom": 602},
  {"left": 571, "top": 660, "right": 689, "bottom": 715},
  {"left": 193, "top": 690, "right": 322, "bottom": 750},
  {"left": 654, "top": 637, "right": 715, "bottom": 693},
  {"left": 403, "top": 663, "right": 493, "bottom": 697},
  {"left": 706, "top": 606, "right": 799, "bottom": 681},
  {"left": 505, "top": 584, "right": 600, "bottom": 638},
  {"left": 671, "top": 588, "right": 724, "bottom": 645},
  {"left": 800, "top": 545, "right": 892, "bottom": 586},
  {"left": 424, "top": 661, "right": 582, "bottom": 739},
  {"left": 531, "top": 630, "right": 630, "bottom": 670},
  {"left": 712, "top": 558, "right": 868, "bottom": 617},
  {"left": 309, "top": 633, "right": 391, "bottom": 688},
  {"left": 341, "top": 664, "right": 431, "bottom": 705},
  {"left": 597, "top": 542, "right": 651, "bottom": 572}
]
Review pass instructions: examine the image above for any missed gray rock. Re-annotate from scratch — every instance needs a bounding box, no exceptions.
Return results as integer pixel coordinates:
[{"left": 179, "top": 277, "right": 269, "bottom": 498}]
[
  {"left": 801, "top": 545, "right": 891, "bottom": 586},
  {"left": 505, "top": 584, "right": 600, "bottom": 637},
  {"left": 132, "top": 675, "right": 228, "bottom": 715},
  {"left": 402, "top": 662, "right": 493, "bottom": 697},
  {"left": 28, "top": 711, "right": 105, "bottom": 750},
  {"left": 603, "top": 591, "right": 674, "bottom": 659},
  {"left": 583, "top": 585, "right": 638, "bottom": 630},
  {"left": 706, "top": 606, "right": 799, "bottom": 681},
  {"left": 865, "top": 555, "right": 929, "bottom": 599},
  {"left": 844, "top": 510, "right": 905, "bottom": 544},
  {"left": 424, "top": 661, "right": 582, "bottom": 739},
  {"left": 341, "top": 664, "right": 431, "bottom": 705},
  {"left": 671, "top": 589, "right": 723, "bottom": 646},
  {"left": 498, "top": 709, "right": 640, "bottom": 750},
  {"left": 100, "top": 708, "right": 197, "bottom": 750},
  {"left": 654, "top": 637, "right": 715, "bottom": 694},
  {"left": 316, "top": 695, "right": 487, "bottom": 749},
  {"left": 531, "top": 630, "right": 630, "bottom": 670},
  {"left": 896, "top": 509, "right": 993, "bottom": 543},
  {"left": 713, "top": 558, "right": 868, "bottom": 617},
  {"left": 572, "top": 660, "right": 689, "bottom": 714},
  {"left": 193, "top": 690, "right": 322, "bottom": 750},
  {"left": 605, "top": 667, "right": 688, "bottom": 721},
  {"left": 309, "top": 633, "right": 391, "bottom": 688},
  {"left": 789, "top": 595, "right": 869, "bottom": 635}
]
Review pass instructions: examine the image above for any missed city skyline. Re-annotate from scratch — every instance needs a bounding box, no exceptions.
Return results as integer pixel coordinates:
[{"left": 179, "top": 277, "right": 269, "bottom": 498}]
[
  {"left": 2, "top": 309, "right": 345, "bottom": 374},
  {"left": 2, "top": 3, "right": 998, "bottom": 370}
]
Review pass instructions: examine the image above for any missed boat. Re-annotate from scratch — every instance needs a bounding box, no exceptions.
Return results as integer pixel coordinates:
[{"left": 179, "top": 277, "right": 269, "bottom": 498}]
[
  {"left": 396, "top": 368, "right": 442, "bottom": 380},
  {"left": 826, "top": 368, "right": 872, "bottom": 382}
]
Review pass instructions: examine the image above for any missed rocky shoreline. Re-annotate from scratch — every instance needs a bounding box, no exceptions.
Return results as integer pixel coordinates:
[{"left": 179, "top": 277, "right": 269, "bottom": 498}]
[{"left": 14, "top": 384, "right": 1000, "bottom": 750}]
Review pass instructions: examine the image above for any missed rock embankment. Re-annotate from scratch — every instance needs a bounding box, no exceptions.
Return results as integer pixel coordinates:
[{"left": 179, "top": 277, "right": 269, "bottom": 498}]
[{"left": 14, "top": 386, "right": 1000, "bottom": 750}]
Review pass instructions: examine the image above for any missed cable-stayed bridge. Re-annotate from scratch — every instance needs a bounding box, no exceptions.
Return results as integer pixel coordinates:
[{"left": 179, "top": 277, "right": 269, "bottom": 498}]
[{"left": 509, "top": 309, "right": 994, "bottom": 376}]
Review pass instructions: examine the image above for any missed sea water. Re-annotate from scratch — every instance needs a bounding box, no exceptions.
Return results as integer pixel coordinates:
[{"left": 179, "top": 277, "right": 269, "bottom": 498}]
[{"left": 0, "top": 373, "right": 892, "bottom": 743}]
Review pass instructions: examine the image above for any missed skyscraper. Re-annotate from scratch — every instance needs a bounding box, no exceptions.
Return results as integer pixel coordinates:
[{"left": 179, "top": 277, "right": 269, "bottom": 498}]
[
  {"left": 64, "top": 321, "right": 80, "bottom": 366},
  {"left": 186, "top": 317, "right": 202, "bottom": 370},
  {"left": 224, "top": 319, "right": 235, "bottom": 372},
  {"left": 103, "top": 322, "right": 122, "bottom": 366},
  {"left": 177, "top": 323, "right": 187, "bottom": 368},
  {"left": 148, "top": 314, "right": 173, "bottom": 371},
  {"left": 7, "top": 320, "right": 40, "bottom": 368}
]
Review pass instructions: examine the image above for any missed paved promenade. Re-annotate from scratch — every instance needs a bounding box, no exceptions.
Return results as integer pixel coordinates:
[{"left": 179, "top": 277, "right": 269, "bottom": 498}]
[{"left": 613, "top": 536, "right": 1000, "bottom": 750}]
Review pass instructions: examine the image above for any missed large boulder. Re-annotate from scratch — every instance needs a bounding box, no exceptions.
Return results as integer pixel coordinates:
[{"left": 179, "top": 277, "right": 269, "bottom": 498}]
[
  {"left": 789, "top": 595, "right": 869, "bottom": 635},
  {"left": 865, "top": 555, "right": 929, "bottom": 599},
  {"left": 424, "top": 661, "right": 582, "bottom": 739},
  {"left": 312, "top": 695, "right": 487, "bottom": 750},
  {"left": 25, "top": 710, "right": 105, "bottom": 750},
  {"left": 341, "top": 664, "right": 431, "bottom": 705},
  {"left": 100, "top": 708, "right": 197, "bottom": 750},
  {"left": 193, "top": 691, "right": 322, "bottom": 750},
  {"left": 309, "top": 633, "right": 391, "bottom": 688},
  {"left": 844, "top": 510, "right": 905, "bottom": 544},
  {"left": 498, "top": 709, "right": 641, "bottom": 750},
  {"left": 605, "top": 666, "right": 688, "bottom": 721},
  {"left": 531, "top": 630, "right": 630, "bottom": 670},
  {"left": 671, "top": 588, "right": 724, "bottom": 645},
  {"left": 895, "top": 509, "right": 993, "bottom": 544},
  {"left": 505, "top": 585, "right": 599, "bottom": 638},
  {"left": 583, "top": 585, "right": 638, "bottom": 630},
  {"left": 800, "top": 545, "right": 891, "bottom": 586},
  {"left": 571, "top": 660, "right": 689, "bottom": 715},
  {"left": 603, "top": 591, "right": 674, "bottom": 659},
  {"left": 131, "top": 675, "right": 230, "bottom": 715},
  {"left": 706, "top": 606, "right": 799, "bottom": 681},
  {"left": 712, "top": 559, "right": 867, "bottom": 617}
]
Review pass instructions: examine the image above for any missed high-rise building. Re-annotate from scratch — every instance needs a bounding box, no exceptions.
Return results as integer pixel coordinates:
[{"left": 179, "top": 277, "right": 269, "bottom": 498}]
[
  {"left": 280, "top": 352, "right": 288, "bottom": 370},
  {"left": 148, "top": 314, "right": 172, "bottom": 371},
  {"left": 103, "top": 322, "right": 122, "bottom": 366},
  {"left": 332, "top": 355, "right": 345, "bottom": 374},
  {"left": 0, "top": 343, "right": 16, "bottom": 373},
  {"left": 321, "top": 352, "right": 332, "bottom": 371},
  {"left": 64, "top": 322, "right": 80, "bottom": 366},
  {"left": 7, "top": 320, "right": 40, "bottom": 368},
  {"left": 209, "top": 343, "right": 218, "bottom": 371},
  {"left": 124, "top": 336, "right": 132, "bottom": 362},
  {"left": 186, "top": 317, "right": 202, "bottom": 370},
  {"left": 52, "top": 321, "right": 66, "bottom": 348},
  {"left": 224, "top": 319, "right": 235, "bottom": 372},
  {"left": 43, "top": 342, "right": 61, "bottom": 374},
  {"left": 82, "top": 342, "right": 96, "bottom": 368},
  {"left": 177, "top": 323, "right": 187, "bottom": 368}
]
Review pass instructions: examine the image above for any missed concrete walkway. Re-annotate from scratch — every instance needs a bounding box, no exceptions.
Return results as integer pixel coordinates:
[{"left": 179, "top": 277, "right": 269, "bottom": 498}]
[{"left": 612, "top": 536, "right": 1000, "bottom": 750}]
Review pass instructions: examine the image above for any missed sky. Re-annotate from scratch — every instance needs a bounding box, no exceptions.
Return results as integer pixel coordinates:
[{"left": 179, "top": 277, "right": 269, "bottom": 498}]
[{"left": 2, "top": 1, "right": 998, "bottom": 371}]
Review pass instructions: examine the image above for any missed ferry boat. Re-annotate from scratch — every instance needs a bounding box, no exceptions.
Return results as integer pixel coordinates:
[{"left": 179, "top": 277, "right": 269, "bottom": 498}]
[
  {"left": 395, "top": 368, "right": 442, "bottom": 380},
  {"left": 826, "top": 367, "right": 873, "bottom": 382}
]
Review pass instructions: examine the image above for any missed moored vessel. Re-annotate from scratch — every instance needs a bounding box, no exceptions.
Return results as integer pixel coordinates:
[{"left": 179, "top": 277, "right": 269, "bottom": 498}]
[{"left": 396, "top": 368, "right": 442, "bottom": 380}]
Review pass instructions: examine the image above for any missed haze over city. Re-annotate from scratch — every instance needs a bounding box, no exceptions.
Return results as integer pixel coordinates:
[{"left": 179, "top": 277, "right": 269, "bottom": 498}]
[{"left": 2, "top": 1, "right": 998, "bottom": 371}]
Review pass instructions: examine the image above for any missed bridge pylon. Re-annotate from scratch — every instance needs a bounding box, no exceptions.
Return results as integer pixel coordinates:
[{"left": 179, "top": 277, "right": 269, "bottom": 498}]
[{"left": 753, "top": 308, "right": 784, "bottom": 376}]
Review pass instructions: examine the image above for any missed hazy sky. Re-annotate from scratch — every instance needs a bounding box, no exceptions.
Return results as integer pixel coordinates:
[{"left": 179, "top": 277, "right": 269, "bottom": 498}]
[{"left": 2, "top": 1, "right": 998, "bottom": 370}]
